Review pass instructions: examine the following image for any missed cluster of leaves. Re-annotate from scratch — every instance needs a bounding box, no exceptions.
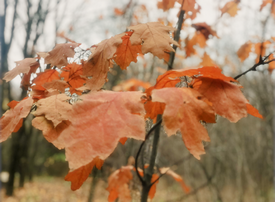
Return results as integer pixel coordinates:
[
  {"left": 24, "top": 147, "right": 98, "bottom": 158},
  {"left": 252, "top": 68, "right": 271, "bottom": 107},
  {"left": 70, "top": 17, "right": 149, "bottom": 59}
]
[{"left": 0, "top": 0, "right": 268, "bottom": 201}]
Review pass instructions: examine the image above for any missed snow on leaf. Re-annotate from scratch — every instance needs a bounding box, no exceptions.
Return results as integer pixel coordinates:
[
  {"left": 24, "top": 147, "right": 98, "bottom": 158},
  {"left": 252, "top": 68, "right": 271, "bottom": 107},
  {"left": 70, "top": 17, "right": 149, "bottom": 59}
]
[
  {"left": 32, "top": 94, "right": 72, "bottom": 127},
  {"left": 151, "top": 88, "right": 216, "bottom": 159},
  {"left": 65, "top": 157, "right": 104, "bottom": 191},
  {"left": 114, "top": 31, "right": 142, "bottom": 70},
  {"left": 0, "top": 97, "right": 33, "bottom": 142},
  {"left": 128, "top": 22, "right": 178, "bottom": 61},
  {"left": 107, "top": 165, "right": 133, "bottom": 202},
  {"left": 43, "top": 43, "right": 81, "bottom": 68},
  {"left": 3, "top": 58, "right": 39, "bottom": 82},
  {"left": 220, "top": 1, "right": 240, "bottom": 17},
  {"left": 83, "top": 34, "right": 123, "bottom": 91}
]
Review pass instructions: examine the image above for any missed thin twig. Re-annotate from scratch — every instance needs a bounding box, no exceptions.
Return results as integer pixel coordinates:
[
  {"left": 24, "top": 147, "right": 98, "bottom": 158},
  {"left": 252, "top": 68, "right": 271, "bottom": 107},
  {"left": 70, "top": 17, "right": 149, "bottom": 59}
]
[
  {"left": 234, "top": 52, "right": 275, "bottom": 80},
  {"left": 135, "top": 118, "right": 162, "bottom": 184}
]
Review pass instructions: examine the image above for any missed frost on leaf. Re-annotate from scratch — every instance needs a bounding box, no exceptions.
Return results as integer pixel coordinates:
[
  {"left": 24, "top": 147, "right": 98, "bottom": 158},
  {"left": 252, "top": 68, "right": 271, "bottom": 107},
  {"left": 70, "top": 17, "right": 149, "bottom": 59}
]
[
  {"left": 0, "top": 97, "right": 33, "bottom": 142},
  {"left": 128, "top": 22, "right": 179, "bottom": 61},
  {"left": 152, "top": 88, "right": 216, "bottom": 159},
  {"left": 42, "top": 43, "right": 81, "bottom": 68},
  {"left": 65, "top": 157, "right": 104, "bottom": 191},
  {"left": 83, "top": 34, "right": 123, "bottom": 91},
  {"left": 3, "top": 58, "right": 39, "bottom": 83}
]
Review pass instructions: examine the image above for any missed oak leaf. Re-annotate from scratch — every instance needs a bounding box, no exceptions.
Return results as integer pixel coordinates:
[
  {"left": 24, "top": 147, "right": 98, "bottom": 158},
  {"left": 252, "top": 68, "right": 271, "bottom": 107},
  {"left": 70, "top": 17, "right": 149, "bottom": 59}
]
[
  {"left": 3, "top": 58, "right": 39, "bottom": 83},
  {"left": 0, "top": 97, "right": 33, "bottom": 142},
  {"left": 114, "top": 31, "right": 142, "bottom": 70},
  {"left": 65, "top": 157, "right": 104, "bottom": 191},
  {"left": 192, "top": 22, "right": 218, "bottom": 39},
  {"left": 152, "top": 87, "right": 216, "bottom": 159},
  {"left": 32, "top": 94, "right": 72, "bottom": 127},
  {"left": 107, "top": 165, "right": 133, "bottom": 202},
  {"left": 220, "top": 1, "right": 240, "bottom": 17},
  {"left": 33, "top": 91, "right": 145, "bottom": 171},
  {"left": 42, "top": 43, "right": 81, "bottom": 67},
  {"left": 128, "top": 22, "right": 178, "bottom": 61},
  {"left": 159, "top": 168, "right": 190, "bottom": 193},
  {"left": 83, "top": 34, "right": 123, "bottom": 91},
  {"left": 237, "top": 41, "right": 252, "bottom": 61},
  {"left": 113, "top": 78, "right": 151, "bottom": 92},
  {"left": 157, "top": 0, "right": 176, "bottom": 11}
]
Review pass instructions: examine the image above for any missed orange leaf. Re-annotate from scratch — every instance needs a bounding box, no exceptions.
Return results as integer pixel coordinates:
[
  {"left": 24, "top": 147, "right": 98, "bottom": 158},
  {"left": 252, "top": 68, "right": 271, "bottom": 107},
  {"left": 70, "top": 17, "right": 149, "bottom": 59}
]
[
  {"left": 107, "top": 165, "right": 133, "bottom": 202},
  {"left": 246, "top": 103, "right": 263, "bottom": 119},
  {"left": 199, "top": 53, "right": 216, "bottom": 66},
  {"left": 3, "top": 58, "right": 39, "bottom": 82},
  {"left": 128, "top": 22, "right": 178, "bottom": 61},
  {"left": 220, "top": 1, "right": 240, "bottom": 17},
  {"left": 61, "top": 63, "right": 86, "bottom": 89},
  {"left": 157, "top": 0, "right": 176, "bottom": 11},
  {"left": 0, "top": 97, "right": 33, "bottom": 142},
  {"left": 7, "top": 100, "right": 19, "bottom": 109},
  {"left": 193, "top": 78, "right": 247, "bottom": 122},
  {"left": 65, "top": 157, "right": 104, "bottom": 191},
  {"left": 260, "top": 0, "right": 272, "bottom": 11},
  {"left": 33, "top": 91, "right": 145, "bottom": 171},
  {"left": 237, "top": 41, "right": 252, "bottom": 61},
  {"left": 83, "top": 34, "right": 123, "bottom": 91},
  {"left": 32, "top": 69, "right": 60, "bottom": 86},
  {"left": 185, "top": 32, "right": 206, "bottom": 57},
  {"left": 113, "top": 78, "right": 151, "bottom": 92},
  {"left": 114, "top": 32, "right": 142, "bottom": 70},
  {"left": 43, "top": 80, "right": 68, "bottom": 93},
  {"left": 148, "top": 174, "right": 159, "bottom": 199},
  {"left": 114, "top": 8, "right": 124, "bottom": 16},
  {"left": 152, "top": 88, "right": 216, "bottom": 159},
  {"left": 177, "top": 0, "right": 201, "bottom": 19},
  {"left": 192, "top": 22, "right": 218, "bottom": 39},
  {"left": 160, "top": 168, "right": 190, "bottom": 193},
  {"left": 119, "top": 137, "right": 128, "bottom": 145},
  {"left": 42, "top": 43, "right": 81, "bottom": 67}
]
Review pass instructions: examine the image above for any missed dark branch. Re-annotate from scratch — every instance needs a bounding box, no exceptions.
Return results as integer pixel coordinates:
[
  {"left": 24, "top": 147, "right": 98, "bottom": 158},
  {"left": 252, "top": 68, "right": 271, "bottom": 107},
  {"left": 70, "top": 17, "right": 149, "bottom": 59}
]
[{"left": 234, "top": 52, "right": 275, "bottom": 80}]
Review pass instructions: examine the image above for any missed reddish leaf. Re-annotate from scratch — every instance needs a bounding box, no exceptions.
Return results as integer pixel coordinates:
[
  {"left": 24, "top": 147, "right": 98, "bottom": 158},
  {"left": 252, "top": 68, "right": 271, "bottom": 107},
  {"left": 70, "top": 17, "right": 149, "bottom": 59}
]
[
  {"left": 152, "top": 88, "right": 216, "bottom": 159},
  {"left": 32, "top": 94, "right": 72, "bottom": 127},
  {"left": 160, "top": 168, "right": 190, "bottom": 193},
  {"left": 7, "top": 100, "right": 19, "bottom": 109},
  {"left": 119, "top": 137, "right": 128, "bottom": 145},
  {"left": 157, "top": 0, "right": 176, "bottom": 11},
  {"left": 43, "top": 80, "right": 68, "bottom": 93},
  {"left": 61, "top": 63, "right": 86, "bottom": 89},
  {"left": 185, "top": 32, "right": 206, "bottom": 57},
  {"left": 32, "top": 69, "right": 60, "bottom": 86},
  {"left": 0, "top": 97, "right": 33, "bottom": 142},
  {"left": 65, "top": 157, "right": 104, "bottom": 191},
  {"left": 192, "top": 22, "right": 218, "bottom": 39},
  {"left": 177, "top": 0, "right": 201, "bottom": 19},
  {"left": 192, "top": 78, "right": 247, "bottom": 122},
  {"left": 220, "top": 1, "right": 240, "bottom": 17},
  {"left": 199, "top": 53, "right": 216, "bottom": 66},
  {"left": 114, "top": 8, "right": 124, "bottom": 15},
  {"left": 33, "top": 91, "right": 145, "bottom": 171},
  {"left": 43, "top": 43, "right": 81, "bottom": 67},
  {"left": 246, "top": 103, "right": 263, "bottom": 119},
  {"left": 114, "top": 32, "right": 142, "bottom": 70},
  {"left": 83, "top": 34, "right": 123, "bottom": 91},
  {"left": 148, "top": 174, "right": 160, "bottom": 199},
  {"left": 113, "top": 78, "right": 151, "bottom": 91},
  {"left": 107, "top": 165, "right": 133, "bottom": 202},
  {"left": 128, "top": 22, "right": 178, "bottom": 61},
  {"left": 237, "top": 41, "right": 252, "bottom": 61},
  {"left": 3, "top": 58, "right": 39, "bottom": 82}
]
